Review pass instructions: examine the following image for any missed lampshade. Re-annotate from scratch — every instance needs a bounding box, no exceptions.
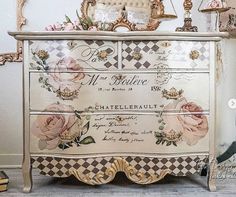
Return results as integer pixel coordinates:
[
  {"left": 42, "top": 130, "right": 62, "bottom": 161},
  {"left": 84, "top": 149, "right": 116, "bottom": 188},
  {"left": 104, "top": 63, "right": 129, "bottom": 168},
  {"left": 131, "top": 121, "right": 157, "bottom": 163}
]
[
  {"left": 152, "top": 0, "right": 177, "bottom": 21},
  {"left": 198, "top": 0, "right": 230, "bottom": 13}
]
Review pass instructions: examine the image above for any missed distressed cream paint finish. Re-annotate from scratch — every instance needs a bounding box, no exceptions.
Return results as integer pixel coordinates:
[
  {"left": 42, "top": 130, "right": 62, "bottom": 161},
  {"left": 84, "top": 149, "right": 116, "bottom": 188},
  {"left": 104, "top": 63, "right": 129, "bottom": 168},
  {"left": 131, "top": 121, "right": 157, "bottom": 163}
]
[
  {"left": 0, "top": 0, "right": 235, "bottom": 169},
  {"left": 8, "top": 31, "right": 224, "bottom": 191}
]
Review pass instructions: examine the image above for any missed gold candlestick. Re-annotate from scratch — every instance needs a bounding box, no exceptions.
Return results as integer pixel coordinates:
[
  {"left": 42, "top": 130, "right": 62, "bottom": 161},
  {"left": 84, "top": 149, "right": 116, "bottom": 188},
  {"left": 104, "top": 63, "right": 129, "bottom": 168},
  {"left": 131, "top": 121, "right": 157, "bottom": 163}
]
[{"left": 176, "top": 0, "right": 198, "bottom": 32}]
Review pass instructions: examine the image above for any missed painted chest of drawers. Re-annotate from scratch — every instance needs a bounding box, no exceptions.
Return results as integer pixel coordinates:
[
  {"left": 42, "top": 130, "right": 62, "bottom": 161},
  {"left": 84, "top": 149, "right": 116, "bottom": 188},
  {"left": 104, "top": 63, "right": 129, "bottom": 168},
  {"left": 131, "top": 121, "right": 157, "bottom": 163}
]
[{"left": 10, "top": 31, "right": 227, "bottom": 192}]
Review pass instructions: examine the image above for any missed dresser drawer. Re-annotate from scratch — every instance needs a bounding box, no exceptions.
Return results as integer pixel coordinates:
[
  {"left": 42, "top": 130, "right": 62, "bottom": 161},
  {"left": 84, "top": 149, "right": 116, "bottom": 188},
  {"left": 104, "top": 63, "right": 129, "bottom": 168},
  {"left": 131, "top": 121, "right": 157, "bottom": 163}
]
[
  {"left": 30, "top": 72, "right": 209, "bottom": 112},
  {"left": 30, "top": 112, "right": 209, "bottom": 154},
  {"left": 29, "top": 40, "right": 118, "bottom": 71},
  {"left": 122, "top": 41, "right": 210, "bottom": 70}
]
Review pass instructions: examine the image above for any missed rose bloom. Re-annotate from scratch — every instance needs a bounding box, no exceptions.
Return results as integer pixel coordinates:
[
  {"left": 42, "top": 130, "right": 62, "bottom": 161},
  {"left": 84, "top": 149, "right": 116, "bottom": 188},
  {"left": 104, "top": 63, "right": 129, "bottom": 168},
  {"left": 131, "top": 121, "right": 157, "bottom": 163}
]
[
  {"left": 64, "top": 22, "right": 75, "bottom": 31},
  {"left": 88, "top": 26, "right": 98, "bottom": 31},
  {"left": 74, "top": 20, "right": 83, "bottom": 30},
  {"left": 54, "top": 22, "right": 63, "bottom": 31},
  {"left": 45, "top": 25, "right": 55, "bottom": 31},
  {"left": 48, "top": 57, "right": 85, "bottom": 94},
  {"left": 31, "top": 103, "right": 82, "bottom": 150},
  {"left": 163, "top": 97, "right": 208, "bottom": 146},
  {"left": 207, "top": 0, "right": 222, "bottom": 8}
]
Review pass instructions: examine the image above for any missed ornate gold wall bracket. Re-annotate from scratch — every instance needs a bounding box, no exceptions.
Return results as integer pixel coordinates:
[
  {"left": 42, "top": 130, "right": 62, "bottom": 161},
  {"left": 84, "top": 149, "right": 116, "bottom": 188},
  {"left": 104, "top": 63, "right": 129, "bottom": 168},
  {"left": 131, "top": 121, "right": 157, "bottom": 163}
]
[
  {"left": 0, "top": 0, "right": 26, "bottom": 65},
  {"left": 69, "top": 158, "right": 171, "bottom": 185}
]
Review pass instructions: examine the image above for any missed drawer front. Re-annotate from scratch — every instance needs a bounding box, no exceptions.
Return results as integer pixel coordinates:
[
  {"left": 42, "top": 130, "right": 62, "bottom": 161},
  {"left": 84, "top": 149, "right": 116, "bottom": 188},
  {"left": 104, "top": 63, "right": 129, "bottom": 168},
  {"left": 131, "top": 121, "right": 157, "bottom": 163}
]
[
  {"left": 30, "top": 72, "right": 209, "bottom": 112},
  {"left": 29, "top": 40, "right": 118, "bottom": 71},
  {"left": 30, "top": 112, "right": 209, "bottom": 155},
  {"left": 122, "top": 41, "right": 210, "bottom": 70}
]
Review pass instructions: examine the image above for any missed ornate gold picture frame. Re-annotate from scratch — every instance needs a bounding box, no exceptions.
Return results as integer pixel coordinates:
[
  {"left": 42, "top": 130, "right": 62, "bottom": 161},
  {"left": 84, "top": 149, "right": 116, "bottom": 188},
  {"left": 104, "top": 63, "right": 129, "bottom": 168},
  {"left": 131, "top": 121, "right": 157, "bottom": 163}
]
[
  {"left": 81, "top": 0, "right": 163, "bottom": 31},
  {"left": 0, "top": 0, "right": 26, "bottom": 65}
]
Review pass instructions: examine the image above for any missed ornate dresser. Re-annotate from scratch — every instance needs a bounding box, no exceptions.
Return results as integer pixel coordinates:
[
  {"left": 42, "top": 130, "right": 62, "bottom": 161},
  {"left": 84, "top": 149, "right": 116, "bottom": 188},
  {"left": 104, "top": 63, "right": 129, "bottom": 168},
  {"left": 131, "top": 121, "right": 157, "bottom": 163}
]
[{"left": 10, "top": 31, "right": 227, "bottom": 192}]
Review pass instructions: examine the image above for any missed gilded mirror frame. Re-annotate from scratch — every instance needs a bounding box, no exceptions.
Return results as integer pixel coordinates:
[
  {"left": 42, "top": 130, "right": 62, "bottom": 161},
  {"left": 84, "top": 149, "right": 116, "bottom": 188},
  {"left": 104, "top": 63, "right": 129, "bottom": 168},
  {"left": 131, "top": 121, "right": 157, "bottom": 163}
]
[
  {"left": 81, "top": 0, "right": 164, "bottom": 31},
  {"left": 0, "top": 0, "right": 26, "bottom": 65}
]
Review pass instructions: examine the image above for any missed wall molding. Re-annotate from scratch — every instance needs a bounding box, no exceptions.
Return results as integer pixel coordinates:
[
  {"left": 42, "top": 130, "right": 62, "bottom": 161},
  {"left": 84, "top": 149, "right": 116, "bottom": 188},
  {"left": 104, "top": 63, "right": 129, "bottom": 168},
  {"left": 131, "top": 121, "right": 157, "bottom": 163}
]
[
  {"left": 0, "top": 0, "right": 26, "bottom": 66},
  {"left": 0, "top": 154, "right": 22, "bottom": 168}
]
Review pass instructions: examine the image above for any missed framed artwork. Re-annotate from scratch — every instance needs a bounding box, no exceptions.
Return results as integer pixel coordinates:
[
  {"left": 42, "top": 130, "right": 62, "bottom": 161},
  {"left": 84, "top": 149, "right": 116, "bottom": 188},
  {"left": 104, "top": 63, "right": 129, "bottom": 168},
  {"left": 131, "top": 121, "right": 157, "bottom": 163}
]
[{"left": 220, "top": 0, "right": 236, "bottom": 33}]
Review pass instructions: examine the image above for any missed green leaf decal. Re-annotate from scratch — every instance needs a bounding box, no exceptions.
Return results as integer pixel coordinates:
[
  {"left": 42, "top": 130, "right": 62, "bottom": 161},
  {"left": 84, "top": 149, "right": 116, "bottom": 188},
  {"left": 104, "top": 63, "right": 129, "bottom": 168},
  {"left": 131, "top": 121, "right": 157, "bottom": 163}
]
[
  {"left": 38, "top": 77, "right": 43, "bottom": 83},
  {"left": 65, "top": 15, "right": 72, "bottom": 23},
  {"left": 79, "top": 136, "right": 95, "bottom": 145},
  {"left": 58, "top": 142, "right": 72, "bottom": 150},
  {"left": 159, "top": 125, "right": 164, "bottom": 130},
  {"left": 81, "top": 122, "right": 90, "bottom": 135},
  {"left": 86, "top": 17, "right": 93, "bottom": 26},
  {"left": 76, "top": 10, "right": 80, "bottom": 19},
  {"left": 74, "top": 110, "right": 82, "bottom": 119}
]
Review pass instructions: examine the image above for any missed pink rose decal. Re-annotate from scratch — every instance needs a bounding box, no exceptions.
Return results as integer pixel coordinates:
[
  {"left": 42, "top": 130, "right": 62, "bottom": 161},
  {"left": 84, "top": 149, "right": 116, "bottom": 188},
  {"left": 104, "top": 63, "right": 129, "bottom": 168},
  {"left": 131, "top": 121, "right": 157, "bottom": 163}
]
[
  {"left": 48, "top": 57, "right": 85, "bottom": 100},
  {"left": 157, "top": 97, "right": 208, "bottom": 146},
  {"left": 32, "top": 103, "right": 95, "bottom": 150},
  {"left": 45, "top": 23, "right": 63, "bottom": 31},
  {"left": 31, "top": 103, "right": 80, "bottom": 150},
  {"left": 206, "top": 0, "right": 224, "bottom": 9},
  {"left": 64, "top": 23, "right": 75, "bottom": 31}
]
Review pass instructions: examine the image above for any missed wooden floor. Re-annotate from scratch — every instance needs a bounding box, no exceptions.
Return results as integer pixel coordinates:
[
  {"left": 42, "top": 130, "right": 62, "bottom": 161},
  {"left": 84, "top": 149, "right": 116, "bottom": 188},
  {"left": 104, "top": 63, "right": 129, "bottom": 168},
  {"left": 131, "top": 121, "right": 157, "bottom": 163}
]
[{"left": 0, "top": 168, "right": 236, "bottom": 197}]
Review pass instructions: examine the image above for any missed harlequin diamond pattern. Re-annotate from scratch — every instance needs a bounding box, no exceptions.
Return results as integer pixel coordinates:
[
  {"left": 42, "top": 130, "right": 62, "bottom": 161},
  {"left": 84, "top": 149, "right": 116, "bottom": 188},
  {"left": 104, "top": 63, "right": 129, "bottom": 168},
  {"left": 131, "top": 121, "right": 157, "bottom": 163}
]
[
  {"left": 29, "top": 40, "right": 118, "bottom": 70},
  {"left": 122, "top": 41, "right": 159, "bottom": 69},
  {"left": 31, "top": 155, "right": 209, "bottom": 179},
  {"left": 122, "top": 41, "right": 210, "bottom": 69}
]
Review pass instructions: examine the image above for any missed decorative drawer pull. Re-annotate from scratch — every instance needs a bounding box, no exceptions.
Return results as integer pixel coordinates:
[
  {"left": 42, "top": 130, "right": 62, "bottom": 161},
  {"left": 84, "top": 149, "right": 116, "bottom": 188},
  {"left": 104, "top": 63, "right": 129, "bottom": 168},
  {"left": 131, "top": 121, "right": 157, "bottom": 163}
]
[
  {"left": 132, "top": 51, "right": 143, "bottom": 60},
  {"left": 189, "top": 50, "right": 200, "bottom": 60},
  {"left": 162, "top": 87, "right": 184, "bottom": 100},
  {"left": 97, "top": 50, "right": 108, "bottom": 60}
]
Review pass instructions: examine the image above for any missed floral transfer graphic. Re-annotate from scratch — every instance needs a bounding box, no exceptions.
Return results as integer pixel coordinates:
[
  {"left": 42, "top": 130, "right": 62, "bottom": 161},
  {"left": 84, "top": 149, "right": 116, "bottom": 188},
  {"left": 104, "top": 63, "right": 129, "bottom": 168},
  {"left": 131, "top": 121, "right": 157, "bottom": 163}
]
[
  {"left": 45, "top": 11, "right": 99, "bottom": 31},
  {"left": 38, "top": 57, "right": 85, "bottom": 100},
  {"left": 31, "top": 103, "right": 95, "bottom": 150},
  {"left": 155, "top": 97, "right": 208, "bottom": 146}
]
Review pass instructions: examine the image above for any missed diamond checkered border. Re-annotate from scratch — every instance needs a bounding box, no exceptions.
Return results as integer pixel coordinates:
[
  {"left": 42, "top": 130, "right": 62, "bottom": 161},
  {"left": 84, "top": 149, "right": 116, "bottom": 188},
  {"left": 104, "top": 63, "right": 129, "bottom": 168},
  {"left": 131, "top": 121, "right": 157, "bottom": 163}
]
[
  {"left": 31, "top": 155, "right": 209, "bottom": 179},
  {"left": 122, "top": 41, "right": 210, "bottom": 69}
]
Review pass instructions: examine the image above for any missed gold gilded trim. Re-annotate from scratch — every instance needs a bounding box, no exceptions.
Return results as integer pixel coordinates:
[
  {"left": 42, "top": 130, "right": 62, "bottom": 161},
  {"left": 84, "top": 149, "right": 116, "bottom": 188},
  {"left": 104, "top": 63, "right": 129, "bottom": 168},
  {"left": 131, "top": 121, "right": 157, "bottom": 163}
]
[
  {"left": 108, "top": 17, "right": 136, "bottom": 31},
  {"left": 80, "top": 0, "right": 163, "bottom": 31},
  {"left": 162, "top": 87, "right": 184, "bottom": 100},
  {"left": 69, "top": 157, "right": 171, "bottom": 185},
  {"left": 190, "top": 50, "right": 200, "bottom": 60},
  {"left": 0, "top": 0, "right": 26, "bottom": 65},
  {"left": 80, "top": 0, "right": 96, "bottom": 19}
]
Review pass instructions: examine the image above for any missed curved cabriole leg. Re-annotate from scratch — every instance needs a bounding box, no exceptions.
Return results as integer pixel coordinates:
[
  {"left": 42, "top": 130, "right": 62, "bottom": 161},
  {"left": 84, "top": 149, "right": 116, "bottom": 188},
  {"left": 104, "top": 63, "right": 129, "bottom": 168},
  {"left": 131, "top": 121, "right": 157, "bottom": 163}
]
[
  {"left": 22, "top": 157, "right": 33, "bottom": 193},
  {"left": 207, "top": 158, "right": 217, "bottom": 192}
]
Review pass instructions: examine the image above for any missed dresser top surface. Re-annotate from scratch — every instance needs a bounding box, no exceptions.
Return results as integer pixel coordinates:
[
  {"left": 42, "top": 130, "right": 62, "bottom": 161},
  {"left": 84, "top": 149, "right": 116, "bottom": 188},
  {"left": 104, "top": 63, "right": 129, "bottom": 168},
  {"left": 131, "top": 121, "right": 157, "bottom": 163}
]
[{"left": 9, "top": 31, "right": 229, "bottom": 41}]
